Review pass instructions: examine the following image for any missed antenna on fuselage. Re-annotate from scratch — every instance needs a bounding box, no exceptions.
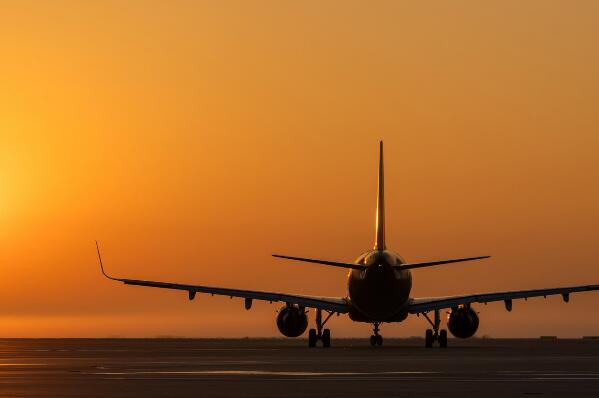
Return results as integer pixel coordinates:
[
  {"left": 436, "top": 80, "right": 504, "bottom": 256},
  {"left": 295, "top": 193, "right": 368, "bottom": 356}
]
[{"left": 374, "top": 140, "right": 386, "bottom": 251}]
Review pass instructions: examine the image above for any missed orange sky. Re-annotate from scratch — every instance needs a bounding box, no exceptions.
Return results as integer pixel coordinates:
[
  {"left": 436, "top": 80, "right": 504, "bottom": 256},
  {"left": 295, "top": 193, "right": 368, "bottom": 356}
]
[{"left": 2, "top": 1, "right": 599, "bottom": 337}]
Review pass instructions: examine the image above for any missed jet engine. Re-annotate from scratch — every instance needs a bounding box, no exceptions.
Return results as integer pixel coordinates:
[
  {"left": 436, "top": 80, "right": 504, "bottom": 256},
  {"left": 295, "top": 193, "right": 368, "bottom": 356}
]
[
  {"left": 276, "top": 306, "right": 308, "bottom": 337},
  {"left": 447, "top": 306, "right": 479, "bottom": 338}
]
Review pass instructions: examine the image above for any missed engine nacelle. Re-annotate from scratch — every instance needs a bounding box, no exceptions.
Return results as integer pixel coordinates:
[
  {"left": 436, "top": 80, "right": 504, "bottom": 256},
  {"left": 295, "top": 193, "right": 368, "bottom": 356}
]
[
  {"left": 276, "top": 306, "right": 308, "bottom": 337},
  {"left": 447, "top": 306, "right": 479, "bottom": 339}
]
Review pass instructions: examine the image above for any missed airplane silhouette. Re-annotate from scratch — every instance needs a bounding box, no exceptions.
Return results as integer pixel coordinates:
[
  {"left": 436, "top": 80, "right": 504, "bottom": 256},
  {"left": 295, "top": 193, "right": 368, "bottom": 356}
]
[{"left": 97, "top": 141, "right": 599, "bottom": 347}]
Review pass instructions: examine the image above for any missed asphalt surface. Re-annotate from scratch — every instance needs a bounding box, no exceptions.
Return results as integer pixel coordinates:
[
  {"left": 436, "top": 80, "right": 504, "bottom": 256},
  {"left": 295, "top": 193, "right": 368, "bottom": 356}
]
[{"left": 1, "top": 338, "right": 598, "bottom": 397}]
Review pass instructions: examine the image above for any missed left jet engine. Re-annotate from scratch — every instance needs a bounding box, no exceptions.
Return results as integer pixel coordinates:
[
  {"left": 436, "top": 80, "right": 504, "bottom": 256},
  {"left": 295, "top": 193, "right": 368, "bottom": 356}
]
[{"left": 276, "top": 306, "right": 308, "bottom": 337}]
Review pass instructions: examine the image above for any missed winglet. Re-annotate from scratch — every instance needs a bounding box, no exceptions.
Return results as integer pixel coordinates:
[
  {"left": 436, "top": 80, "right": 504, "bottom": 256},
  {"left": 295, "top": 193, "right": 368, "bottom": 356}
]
[
  {"left": 95, "top": 241, "right": 120, "bottom": 281},
  {"left": 374, "top": 141, "right": 386, "bottom": 251}
]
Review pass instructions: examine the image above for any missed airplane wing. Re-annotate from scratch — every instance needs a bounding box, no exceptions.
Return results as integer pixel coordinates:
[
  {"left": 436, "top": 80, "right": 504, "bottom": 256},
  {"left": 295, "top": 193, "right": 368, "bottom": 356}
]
[
  {"left": 96, "top": 243, "right": 349, "bottom": 313},
  {"left": 408, "top": 284, "right": 599, "bottom": 313}
]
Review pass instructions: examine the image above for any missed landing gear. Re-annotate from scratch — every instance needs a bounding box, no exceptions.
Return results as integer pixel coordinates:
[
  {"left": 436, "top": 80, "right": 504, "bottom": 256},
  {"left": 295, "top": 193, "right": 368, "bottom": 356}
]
[
  {"left": 422, "top": 309, "right": 448, "bottom": 348},
  {"left": 369, "top": 322, "right": 383, "bottom": 346},
  {"left": 308, "top": 308, "right": 333, "bottom": 348}
]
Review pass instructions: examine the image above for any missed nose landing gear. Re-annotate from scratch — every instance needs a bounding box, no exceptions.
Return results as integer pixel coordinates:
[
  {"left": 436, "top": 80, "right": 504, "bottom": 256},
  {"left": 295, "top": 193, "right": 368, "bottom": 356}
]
[
  {"left": 308, "top": 308, "right": 333, "bottom": 348},
  {"left": 422, "top": 309, "right": 448, "bottom": 348},
  {"left": 369, "top": 322, "right": 383, "bottom": 346}
]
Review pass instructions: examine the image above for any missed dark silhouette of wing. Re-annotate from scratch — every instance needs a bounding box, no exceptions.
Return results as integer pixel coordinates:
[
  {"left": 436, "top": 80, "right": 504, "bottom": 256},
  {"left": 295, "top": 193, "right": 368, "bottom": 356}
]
[
  {"left": 96, "top": 242, "right": 349, "bottom": 313},
  {"left": 409, "top": 284, "right": 599, "bottom": 313}
]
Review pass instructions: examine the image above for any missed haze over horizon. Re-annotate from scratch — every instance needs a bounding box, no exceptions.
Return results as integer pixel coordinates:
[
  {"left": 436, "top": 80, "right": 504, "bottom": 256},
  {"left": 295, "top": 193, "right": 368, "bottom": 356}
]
[{"left": 2, "top": 1, "right": 599, "bottom": 338}]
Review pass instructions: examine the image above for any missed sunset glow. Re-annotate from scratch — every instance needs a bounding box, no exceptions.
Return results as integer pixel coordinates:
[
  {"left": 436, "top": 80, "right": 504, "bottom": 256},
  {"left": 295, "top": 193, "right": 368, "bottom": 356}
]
[{"left": 2, "top": 1, "right": 599, "bottom": 337}]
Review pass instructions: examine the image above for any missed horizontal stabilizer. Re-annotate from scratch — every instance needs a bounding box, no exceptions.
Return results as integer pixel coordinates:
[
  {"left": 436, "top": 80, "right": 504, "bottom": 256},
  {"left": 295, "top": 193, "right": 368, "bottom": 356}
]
[
  {"left": 397, "top": 256, "right": 490, "bottom": 271},
  {"left": 272, "top": 254, "right": 362, "bottom": 270}
]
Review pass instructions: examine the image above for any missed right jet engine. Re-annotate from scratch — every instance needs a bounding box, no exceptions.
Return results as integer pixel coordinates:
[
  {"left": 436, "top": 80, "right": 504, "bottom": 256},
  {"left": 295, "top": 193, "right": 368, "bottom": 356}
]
[{"left": 447, "top": 305, "right": 479, "bottom": 338}]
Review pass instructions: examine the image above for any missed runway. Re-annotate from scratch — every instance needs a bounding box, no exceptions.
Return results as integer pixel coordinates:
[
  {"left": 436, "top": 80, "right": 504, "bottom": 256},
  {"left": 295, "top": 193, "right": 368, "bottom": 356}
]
[{"left": 1, "top": 338, "right": 598, "bottom": 397}]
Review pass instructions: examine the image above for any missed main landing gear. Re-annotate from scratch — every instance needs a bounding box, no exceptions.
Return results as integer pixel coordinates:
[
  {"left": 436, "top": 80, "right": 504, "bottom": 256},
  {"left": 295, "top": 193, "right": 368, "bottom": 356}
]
[
  {"left": 422, "top": 309, "right": 448, "bottom": 348},
  {"left": 308, "top": 308, "right": 333, "bottom": 348},
  {"left": 369, "top": 322, "right": 383, "bottom": 346}
]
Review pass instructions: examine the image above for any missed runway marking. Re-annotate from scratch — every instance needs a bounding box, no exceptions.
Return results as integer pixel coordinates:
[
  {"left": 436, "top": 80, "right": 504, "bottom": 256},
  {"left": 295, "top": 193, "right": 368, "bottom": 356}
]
[
  {"left": 87, "top": 369, "right": 599, "bottom": 383},
  {"left": 95, "top": 376, "right": 599, "bottom": 383},
  {"left": 93, "top": 360, "right": 273, "bottom": 367},
  {"left": 535, "top": 373, "right": 599, "bottom": 376},
  {"left": 90, "top": 370, "right": 439, "bottom": 376}
]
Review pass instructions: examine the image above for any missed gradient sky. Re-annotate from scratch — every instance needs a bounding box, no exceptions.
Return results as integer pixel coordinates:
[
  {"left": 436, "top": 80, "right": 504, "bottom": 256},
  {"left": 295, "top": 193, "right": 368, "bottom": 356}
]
[{"left": 2, "top": 1, "right": 599, "bottom": 337}]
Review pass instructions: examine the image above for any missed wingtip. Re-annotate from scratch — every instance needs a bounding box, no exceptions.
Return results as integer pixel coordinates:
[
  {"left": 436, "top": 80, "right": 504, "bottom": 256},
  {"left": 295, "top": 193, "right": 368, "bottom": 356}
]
[
  {"left": 95, "top": 240, "right": 106, "bottom": 276},
  {"left": 95, "top": 240, "right": 119, "bottom": 281}
]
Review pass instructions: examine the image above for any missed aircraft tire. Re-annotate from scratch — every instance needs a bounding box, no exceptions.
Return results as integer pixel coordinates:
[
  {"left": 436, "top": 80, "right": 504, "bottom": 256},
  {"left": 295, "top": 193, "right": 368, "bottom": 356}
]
[
  {"left": 370, "top": 335, "right": 377, "bottom": 347},
  {"left": 425, "top": 329, "right": 433, "bottom": 348},
  {"left": 322, "top": 329, "right": 331, "bottom": 348},
  {"left": 439, "top": 329, "right": 448, "bottom": 348},
  {"left": 308, "top": 329, "right": 317, "bottom": 348},
  {"left": 376, "top": 335, "right": 383, "bottom": 346}
]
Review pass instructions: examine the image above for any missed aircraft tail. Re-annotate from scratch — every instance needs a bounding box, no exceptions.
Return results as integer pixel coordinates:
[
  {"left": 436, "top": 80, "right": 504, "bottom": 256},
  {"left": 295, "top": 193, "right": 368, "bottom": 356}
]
[
  {"left": 273, "top": 141, "right": 491, "bottom": 270},
  {"left": 374, "top": 141, "right": 386, "bottom": 251}
]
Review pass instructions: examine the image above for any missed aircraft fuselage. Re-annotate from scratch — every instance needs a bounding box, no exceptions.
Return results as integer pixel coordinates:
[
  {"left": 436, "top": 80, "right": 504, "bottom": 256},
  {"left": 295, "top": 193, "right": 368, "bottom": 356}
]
[{"left": 347, "top": 249, "right": 412, "bottom": 322}]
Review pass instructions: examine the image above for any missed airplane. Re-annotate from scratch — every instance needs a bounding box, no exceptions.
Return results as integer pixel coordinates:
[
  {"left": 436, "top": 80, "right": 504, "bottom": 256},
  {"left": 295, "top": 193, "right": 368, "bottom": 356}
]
[{"left": 96, "top": 141, "right": 599, "bottom": 348}]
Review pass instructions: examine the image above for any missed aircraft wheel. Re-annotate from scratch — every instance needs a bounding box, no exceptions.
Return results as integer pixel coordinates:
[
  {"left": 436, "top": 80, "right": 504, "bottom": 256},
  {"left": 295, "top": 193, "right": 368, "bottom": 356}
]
[
  {"left": 369, "top": 335, "right": 377, "bottom": 347},
  {"left": 425, "top": 329, "right": 433, "bottom": 348},
  {"left": 308, "top": 329, "right": 317, "bottom": 348},
  {"left": 322, "top": 329, "right": 331, "bottom": 348},
  {"left": 439, "top": 329, "right": 448, "bottom": 348},
  {"left": 376, "top": 334, "right": 383, "bottom": 346}
]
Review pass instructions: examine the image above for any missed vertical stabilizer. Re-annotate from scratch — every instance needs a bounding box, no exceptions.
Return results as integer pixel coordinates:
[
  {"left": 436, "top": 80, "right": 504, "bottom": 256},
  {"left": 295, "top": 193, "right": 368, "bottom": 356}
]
[{"left": 374, "top": 141, "right": 386, "bottom": 250}]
